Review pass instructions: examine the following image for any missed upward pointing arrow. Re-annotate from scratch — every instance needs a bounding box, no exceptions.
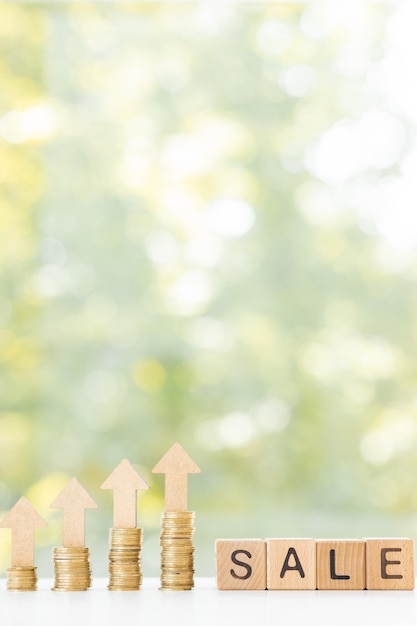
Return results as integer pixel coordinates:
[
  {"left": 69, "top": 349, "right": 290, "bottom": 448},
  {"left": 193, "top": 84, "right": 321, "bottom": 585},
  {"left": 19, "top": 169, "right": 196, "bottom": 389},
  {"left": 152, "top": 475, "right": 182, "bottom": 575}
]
[
  {"left": 101, "top": 459, "right": 149, "bottom": 528},
  {"left": 0, "top": 497, "right": 47, "bottom": 567},
  {"left": 50, "top": 478, "right": 97, "bottom": 548},
  {"left": 152, "top": 442, "right": 200, "bottom": 512}
]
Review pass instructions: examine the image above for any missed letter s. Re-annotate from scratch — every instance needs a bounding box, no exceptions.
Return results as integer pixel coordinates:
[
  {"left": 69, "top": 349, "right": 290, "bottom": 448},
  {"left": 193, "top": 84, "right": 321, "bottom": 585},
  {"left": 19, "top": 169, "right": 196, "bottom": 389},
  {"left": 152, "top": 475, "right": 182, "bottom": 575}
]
[{"left": 230, "top": 549, "right": 252, "bottom": 580}]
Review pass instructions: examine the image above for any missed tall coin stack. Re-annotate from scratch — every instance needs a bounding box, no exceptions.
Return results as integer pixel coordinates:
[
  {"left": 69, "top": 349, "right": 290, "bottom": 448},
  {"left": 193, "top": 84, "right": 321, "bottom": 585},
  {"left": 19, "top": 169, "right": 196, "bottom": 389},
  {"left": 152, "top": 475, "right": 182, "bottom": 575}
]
[
  {"left": 6, "top": 566, "right": 37, "bottom": 591},
  {"left": 160, "top": 511, "right": 195, "bottom": 590},
  {"left": 52, "top": 547, "right": 92, "bottom": 591},
  {"left": 108, "top": 528, "right": 143, "bottom": 591}
]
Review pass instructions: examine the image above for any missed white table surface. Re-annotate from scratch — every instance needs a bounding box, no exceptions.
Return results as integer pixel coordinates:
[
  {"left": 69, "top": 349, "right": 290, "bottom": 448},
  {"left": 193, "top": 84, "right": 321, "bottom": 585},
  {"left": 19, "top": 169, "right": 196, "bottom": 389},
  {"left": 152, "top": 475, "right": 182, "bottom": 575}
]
[{"left": 2, "top": 578, "right": 417, "bottom": 626}]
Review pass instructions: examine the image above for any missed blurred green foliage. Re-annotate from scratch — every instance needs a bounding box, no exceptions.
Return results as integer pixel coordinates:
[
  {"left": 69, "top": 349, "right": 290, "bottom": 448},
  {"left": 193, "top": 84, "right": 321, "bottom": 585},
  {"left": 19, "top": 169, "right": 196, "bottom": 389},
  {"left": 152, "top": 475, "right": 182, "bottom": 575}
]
[{"left": 1, "top": 2, "right": 417, "bottom": 575}]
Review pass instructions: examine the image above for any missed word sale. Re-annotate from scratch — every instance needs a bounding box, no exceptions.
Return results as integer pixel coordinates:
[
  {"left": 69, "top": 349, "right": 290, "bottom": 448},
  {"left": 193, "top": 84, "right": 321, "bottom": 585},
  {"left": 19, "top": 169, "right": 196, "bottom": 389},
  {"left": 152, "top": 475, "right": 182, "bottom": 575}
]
[{"left": 216, "top": 538, "right": 414, "bottom": 591}]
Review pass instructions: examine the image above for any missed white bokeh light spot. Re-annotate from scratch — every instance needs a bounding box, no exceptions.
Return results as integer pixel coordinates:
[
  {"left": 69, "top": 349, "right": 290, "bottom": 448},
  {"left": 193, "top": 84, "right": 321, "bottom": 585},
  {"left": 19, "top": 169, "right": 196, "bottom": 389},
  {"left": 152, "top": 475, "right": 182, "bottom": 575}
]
[
  {"left": 218, "top": 412, "right": 257, "bottom": 448},
  {"left": 166, "top": 270, "right": 214, "bottom": 316},
  {"left": 206, "top": 198, "right": 255, "bottom": 238},
  {"left": 279, "top": 64, "right": 316, "bottom": 98}
]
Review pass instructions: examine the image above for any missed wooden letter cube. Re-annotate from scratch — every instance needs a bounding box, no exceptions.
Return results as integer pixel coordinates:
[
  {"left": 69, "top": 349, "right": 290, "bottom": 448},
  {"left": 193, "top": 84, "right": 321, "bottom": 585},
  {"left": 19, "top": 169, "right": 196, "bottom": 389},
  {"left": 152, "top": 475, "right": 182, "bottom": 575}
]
[
  {"left": 316, "top": 540, "right": 366, "bottom": 590},
  {"left": 216, "top": 539, "right": 266, "bottom": 590},
  {"left": 267, "top": 539, "right": 316, "bottom": 590},
  {"left": 366, "top": 538, "right": 414, "bottom": 590}
]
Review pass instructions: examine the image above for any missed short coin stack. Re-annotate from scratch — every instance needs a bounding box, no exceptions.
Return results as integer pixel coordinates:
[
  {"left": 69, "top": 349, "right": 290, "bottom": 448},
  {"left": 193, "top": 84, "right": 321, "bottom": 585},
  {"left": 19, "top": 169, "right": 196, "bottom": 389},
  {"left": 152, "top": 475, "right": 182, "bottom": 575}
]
[
  {"left": 6, "top": 566, "right": 37, "bottom": 591},
  {"left": 108, "top": 527, "right": 143, "bottom": 591},
  {"left": 160, "top": 511, "right": 195, "bottom": 590},
  {"left": 52, "top": 547, "right": 92, "bottom": 591}
]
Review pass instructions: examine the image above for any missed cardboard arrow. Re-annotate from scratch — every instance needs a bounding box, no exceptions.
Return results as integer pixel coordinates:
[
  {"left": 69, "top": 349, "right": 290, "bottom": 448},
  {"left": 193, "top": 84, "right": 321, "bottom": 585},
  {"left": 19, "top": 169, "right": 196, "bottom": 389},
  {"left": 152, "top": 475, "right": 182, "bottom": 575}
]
[
  {"left": 152, "top": 442, "right": 200, "bottom": 512},
  {"left": 0, "top": 497, "right": 47, "bottom": 567},
  {"left": 101, "top": 458, "right": 149, "bottom": 528},
  {"left": 50, "top": 477, "right": 97, "bottom": 548}
]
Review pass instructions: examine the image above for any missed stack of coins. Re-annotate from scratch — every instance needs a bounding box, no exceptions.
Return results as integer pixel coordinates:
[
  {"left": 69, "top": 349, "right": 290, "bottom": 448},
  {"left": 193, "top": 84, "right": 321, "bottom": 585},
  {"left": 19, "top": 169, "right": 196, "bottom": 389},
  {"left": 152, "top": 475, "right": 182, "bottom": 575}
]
[
  {"left": 6, "top": 566, "right": 37, "bottom": 591},
  {"left": 160, "top": 511, "right": 195, "bottom": 590},
  {"left": 52, "top": 547, "right": 92, "bottom": 591},
  {"left": 108, "top": 528, "right": 143, "bottom": 591}
]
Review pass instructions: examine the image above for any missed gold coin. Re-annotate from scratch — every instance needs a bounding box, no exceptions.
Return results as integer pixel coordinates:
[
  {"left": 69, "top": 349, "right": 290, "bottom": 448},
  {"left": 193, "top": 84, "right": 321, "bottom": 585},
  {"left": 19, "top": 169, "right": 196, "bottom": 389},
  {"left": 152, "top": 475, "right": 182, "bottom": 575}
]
[
  {"left": 107, "top": 527, "right": 144, "bottom": 591},
  {"left": 6, "top": 566, "right": 37, "bottom": 592},
  {"left": 52, "top": 546, "right": 92, "bottom": 591},
  {"left": 158, "top": 512, "right": 196, "bottom": 591}
]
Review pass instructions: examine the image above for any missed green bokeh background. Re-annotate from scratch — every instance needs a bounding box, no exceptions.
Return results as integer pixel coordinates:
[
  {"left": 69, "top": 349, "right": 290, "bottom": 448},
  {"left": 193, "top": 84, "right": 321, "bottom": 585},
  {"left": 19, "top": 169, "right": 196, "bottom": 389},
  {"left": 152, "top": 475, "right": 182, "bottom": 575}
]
[{"left": 1, "top": 1, "right": 417, "bottom": 577}]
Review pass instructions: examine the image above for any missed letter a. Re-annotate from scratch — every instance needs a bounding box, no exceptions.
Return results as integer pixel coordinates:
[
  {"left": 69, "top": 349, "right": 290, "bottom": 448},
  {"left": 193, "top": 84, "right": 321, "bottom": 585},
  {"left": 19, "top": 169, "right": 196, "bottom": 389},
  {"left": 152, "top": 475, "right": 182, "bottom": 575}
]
[{"left": 280, "top": 547, "right": 305, "bottom": 579}]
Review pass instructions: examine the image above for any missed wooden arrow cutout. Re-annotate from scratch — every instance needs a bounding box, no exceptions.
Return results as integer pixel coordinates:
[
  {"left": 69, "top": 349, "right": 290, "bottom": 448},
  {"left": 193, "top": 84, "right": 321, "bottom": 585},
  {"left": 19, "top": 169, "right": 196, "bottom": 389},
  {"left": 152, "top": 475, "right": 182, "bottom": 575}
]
[
  {"left": 152, "top": 442, "right": 200, "bottom": 512},
  {"left": 50, "top": 477, "right": 97, "bottom": 548},
  {"left": 101, "top": 458, "right": 149, "bottom": 528},
  {"left": 0, "top": 497, "right": 47, "bottom": 567}
]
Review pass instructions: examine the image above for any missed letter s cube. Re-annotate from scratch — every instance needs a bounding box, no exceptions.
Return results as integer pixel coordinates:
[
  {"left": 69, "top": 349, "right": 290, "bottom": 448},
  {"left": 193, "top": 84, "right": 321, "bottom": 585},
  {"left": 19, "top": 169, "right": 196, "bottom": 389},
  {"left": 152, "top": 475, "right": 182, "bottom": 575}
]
[{"left": 216, "top": 539, "right": 267, "bottom": 590}]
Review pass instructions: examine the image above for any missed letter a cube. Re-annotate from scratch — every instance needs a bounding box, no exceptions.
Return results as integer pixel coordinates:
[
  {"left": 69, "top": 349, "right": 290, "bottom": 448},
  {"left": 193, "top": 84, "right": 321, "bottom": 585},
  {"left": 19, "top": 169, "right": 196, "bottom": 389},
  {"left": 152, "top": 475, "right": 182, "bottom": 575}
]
[{"left": 267, "top": 539, "right": 316, "bottom": 590}]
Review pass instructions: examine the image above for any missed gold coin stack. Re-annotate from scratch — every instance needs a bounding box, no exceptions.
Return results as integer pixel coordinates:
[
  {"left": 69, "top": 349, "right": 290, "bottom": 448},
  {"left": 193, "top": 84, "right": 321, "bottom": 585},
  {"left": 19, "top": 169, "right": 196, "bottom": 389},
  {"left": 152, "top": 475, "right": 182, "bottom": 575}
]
[
  {"left": 160, "top": 511, "right": 195, "bottom": 591},
  {"left": 108, "top": 528, "right": 143, "bottom": 591},
  {"left": 6, "top": 566, "right": 37, "bottom": 591},
  {"left": 52, "top": 547, "right": 92, "bottom": 591}
]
